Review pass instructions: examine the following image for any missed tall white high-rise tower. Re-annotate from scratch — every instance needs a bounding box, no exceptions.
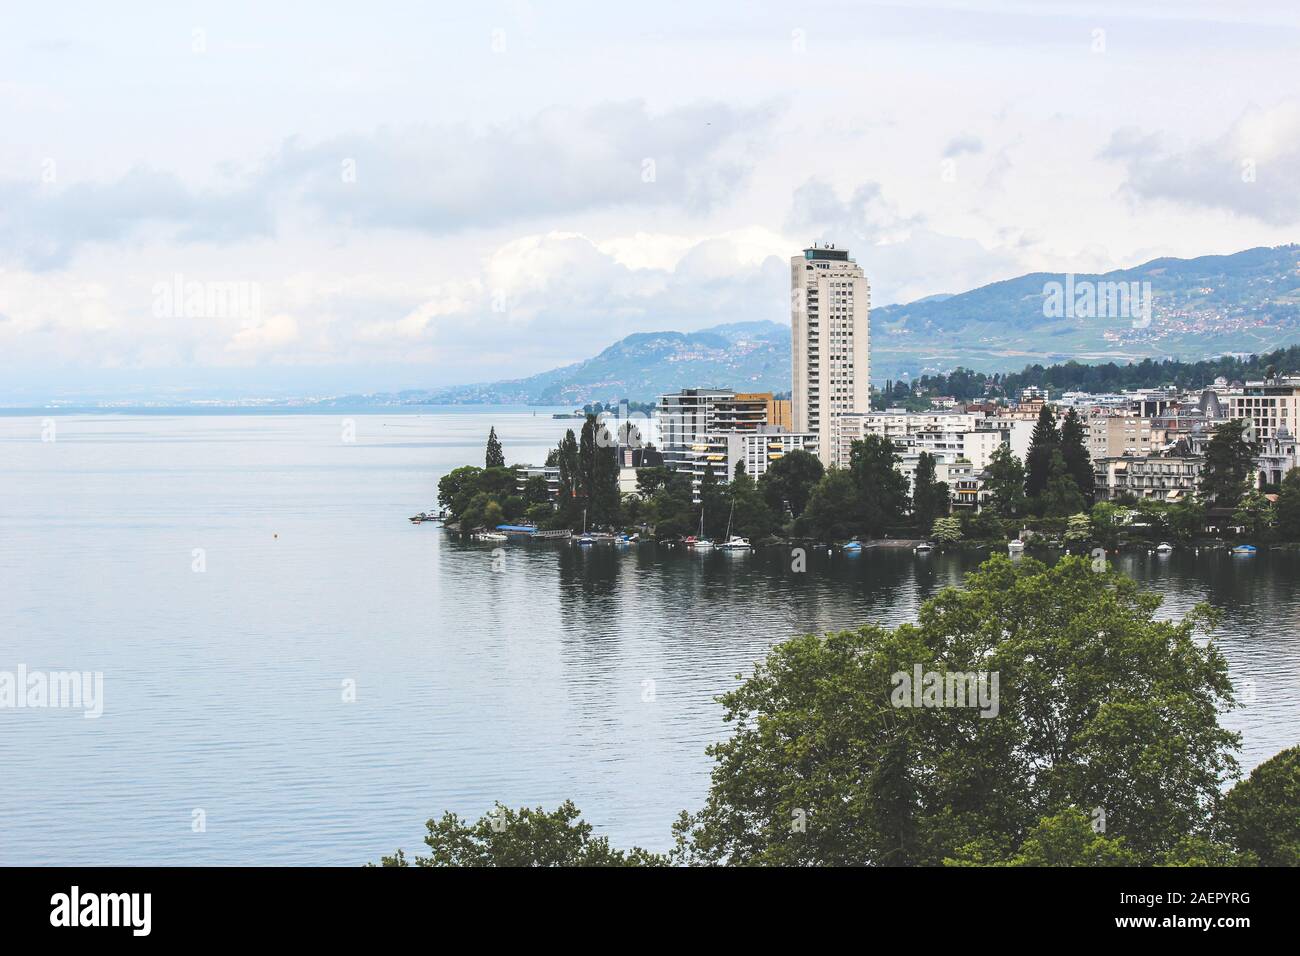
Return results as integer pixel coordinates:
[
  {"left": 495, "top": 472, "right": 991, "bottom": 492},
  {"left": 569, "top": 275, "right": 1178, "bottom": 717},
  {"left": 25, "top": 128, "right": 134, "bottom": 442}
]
[{"left": 790, "top": 243, "right": 871, "bottom": 469}]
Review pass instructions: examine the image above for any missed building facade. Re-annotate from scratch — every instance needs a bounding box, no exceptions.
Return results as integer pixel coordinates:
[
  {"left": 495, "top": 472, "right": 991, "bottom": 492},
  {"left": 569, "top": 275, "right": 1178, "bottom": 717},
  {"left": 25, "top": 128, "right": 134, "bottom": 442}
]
[{"left": 790, "top": 243, "right": 870, "bottom": 469}]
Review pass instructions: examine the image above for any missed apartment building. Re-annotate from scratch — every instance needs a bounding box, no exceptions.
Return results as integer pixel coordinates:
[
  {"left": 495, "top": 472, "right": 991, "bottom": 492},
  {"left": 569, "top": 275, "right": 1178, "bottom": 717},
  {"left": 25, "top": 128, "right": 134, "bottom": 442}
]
[
  {"left": 682, "top": 427, "right": 817, "bottom": 494},
  {"left": 1084, "top": 413, "right": 1164, "bottom": 459},
  {"left": 790, "top": 243, "right": 870, "bottom": 469},
  {"left": 1229, "top": 377, "right": 1300, "bottom": 441},
  {"left": 1094, "top": 454, "right": 1203, "bottom": 502}
]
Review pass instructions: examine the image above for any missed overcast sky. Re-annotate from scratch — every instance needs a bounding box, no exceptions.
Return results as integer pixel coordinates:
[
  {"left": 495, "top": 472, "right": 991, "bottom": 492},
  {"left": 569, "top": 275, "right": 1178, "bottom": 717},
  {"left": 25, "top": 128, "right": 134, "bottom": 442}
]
[{"left": 3, "top": 0, "right": 1300, "bottom": 400}]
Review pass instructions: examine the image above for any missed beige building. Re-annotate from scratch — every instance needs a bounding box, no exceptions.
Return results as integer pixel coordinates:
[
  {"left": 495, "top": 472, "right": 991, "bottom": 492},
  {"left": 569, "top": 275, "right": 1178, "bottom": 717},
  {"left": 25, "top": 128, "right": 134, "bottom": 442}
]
[
  {"left": 791, "top": 243, "right": 870, "bottom": 469},
  {"left": 1085, "top": 413, "right": 1165, "bottom": 459},
  {"left": 1229, "top": 377, "right": 1300, "bottom": 441}
]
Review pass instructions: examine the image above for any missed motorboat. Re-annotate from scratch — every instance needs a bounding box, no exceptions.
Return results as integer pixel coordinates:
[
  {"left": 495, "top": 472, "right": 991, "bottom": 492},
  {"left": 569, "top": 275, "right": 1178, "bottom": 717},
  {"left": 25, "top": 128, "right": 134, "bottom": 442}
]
[
  {"left": 1155, "top": 542, "right": 1174, "bottom": 554},
  {"left": 718, "top": 536, "right": 751, "bottom": 551},
  {"left": 914, "top": 541, "right": 935, "bottom": 553},
  {"left": 842, "top": 540, "right": 864, "bottom": 553},
  {"left": 1231, "top": 544, "right": 1257, "bottom": 555}
]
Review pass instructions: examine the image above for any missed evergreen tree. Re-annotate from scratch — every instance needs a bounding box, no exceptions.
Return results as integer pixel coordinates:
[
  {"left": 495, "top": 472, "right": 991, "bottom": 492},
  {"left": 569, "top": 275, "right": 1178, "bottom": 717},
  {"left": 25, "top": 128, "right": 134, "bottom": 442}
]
[
  {"left": 1058, "top": 408, "right": 1095, "bottom": 503},
  {"left": 910, "top": 452, "right": 950, "bottom": 532},
  {"left": 849, "top": 435, "right": 910, "bottom": 537},
  {"left": 1041, "top": 450, "right": 1087, "bottom": 517},
  {"left": 485, "top": 427, "right": 505, "bottom": 469},
  {"left": 1198, "top": 419, "right": 1259, "bottom": 506},
  {"left": 1024, "top": 404, "right": 1059, "bottom": 502},
  {"left": 554, "top": 430, "right": 581, "bottom": 527}
]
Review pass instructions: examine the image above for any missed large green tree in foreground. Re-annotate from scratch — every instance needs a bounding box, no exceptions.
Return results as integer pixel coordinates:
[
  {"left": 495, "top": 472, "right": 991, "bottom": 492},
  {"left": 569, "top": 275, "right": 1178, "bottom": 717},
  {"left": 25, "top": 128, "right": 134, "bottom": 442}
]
[{"left": 673, "top": 555, "right": 1241, "bottom": 865}]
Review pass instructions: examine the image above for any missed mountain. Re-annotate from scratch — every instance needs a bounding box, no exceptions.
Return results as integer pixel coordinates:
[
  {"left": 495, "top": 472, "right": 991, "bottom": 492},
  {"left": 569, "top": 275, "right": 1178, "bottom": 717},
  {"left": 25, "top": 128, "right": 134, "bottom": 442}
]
[
  {"left": 424, "top": 321, "right": 792, "bottom": 405},
  {"left": 871, "top": 244, "right": 1300, "bottom": 378},
  {"left": 417, "top": 245, "right": 1300, "bottom": 405}
]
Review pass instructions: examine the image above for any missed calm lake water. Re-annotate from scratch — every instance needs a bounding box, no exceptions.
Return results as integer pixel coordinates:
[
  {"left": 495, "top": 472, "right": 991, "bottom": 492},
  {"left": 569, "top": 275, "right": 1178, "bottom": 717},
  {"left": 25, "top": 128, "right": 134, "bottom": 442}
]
[{"left": 1, "top": 409, "right": 1298, "bottom": 865}]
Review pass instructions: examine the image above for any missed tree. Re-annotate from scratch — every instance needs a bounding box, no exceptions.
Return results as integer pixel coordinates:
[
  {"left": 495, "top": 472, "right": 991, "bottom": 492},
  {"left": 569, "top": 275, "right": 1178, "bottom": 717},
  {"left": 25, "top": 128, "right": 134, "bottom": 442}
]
[
  {"left": 485, "top": 427, "right": 505, "bottom": 469},
  {"left": 729, "top": 462, "right": 776, "bottom": 541},
  {"left": 438, "top": 465, "right": 483, "bottom": 512},
  {"left": 1024, "top": 404, "right": 1059, "bottom": 502},
  {"left": 849, "top": 435, "right": 910, "bottom": 537},
  {"left": 799, "top": 469, "right": 860, "bottom": 541},
  {"left": 911, "top": 452, "right": 950, "bottom": 532},
  {"left": 635, "top": 466, "right": 673, "bottom": 498},
  {"left": 1232, "top": 489, "right": 1274, "bottom": 539},
  {"left": 984, "top": 444, "right": 1026, "bottom": 518},
  {"left": 673, "top": 555, "right": 1240, "bottom": 865},
  {"left": 1274, "top": 467, "right": 1300, "bottom": 540},
  {"left": 1198, "top": 419, "right": 1259, "bottom": 506},
  {"left": 1089, "top": 502, "right": 1121, "bottom": 549},
  {"left": 1058, "top": 409, "right": 1095, "bottom": 504},
  {"left": 377, "top": 801, "right": 666, "bottom": 867},
  {"left": 1221, "top": 744, "right": 1300, "bottom": 866},
  {"left": 931, "top": 516, "right": 962, "bottom": 544},
  {"left": 947, "top": 809, "right": 1140, "bottom": 867},
  {"left": 1166, "top": 499, "right": 1207, "bottom": 543},
  {"left": 1040, "top": 451, "right": 1087, "bottom": 517},
  {"left": 758, "top": 449, "right": 824, "bottom": 520},
  {"left": 1064, "top": 512, "right": 1092, "bottom": 543}
]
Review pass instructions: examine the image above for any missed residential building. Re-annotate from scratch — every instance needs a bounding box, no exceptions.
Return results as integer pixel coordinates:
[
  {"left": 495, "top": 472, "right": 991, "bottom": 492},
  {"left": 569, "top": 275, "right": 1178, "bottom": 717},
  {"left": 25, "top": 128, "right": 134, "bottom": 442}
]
[
  {"left": 1094, "top": 454, "right": 1203, "bottom": 503},
  {"left": 1229, "top": 376, "right": 1300, "bottom": 442},
  {"left": 790, "top": 243, "right": 870, "bottom": 468}
]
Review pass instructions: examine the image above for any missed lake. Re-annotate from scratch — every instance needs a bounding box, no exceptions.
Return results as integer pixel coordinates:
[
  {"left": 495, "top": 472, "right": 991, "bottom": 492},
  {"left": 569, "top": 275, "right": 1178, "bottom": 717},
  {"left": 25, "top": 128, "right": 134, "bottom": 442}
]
[{"left": 1, "top": 408, "right": 1297, "bottom": 864}]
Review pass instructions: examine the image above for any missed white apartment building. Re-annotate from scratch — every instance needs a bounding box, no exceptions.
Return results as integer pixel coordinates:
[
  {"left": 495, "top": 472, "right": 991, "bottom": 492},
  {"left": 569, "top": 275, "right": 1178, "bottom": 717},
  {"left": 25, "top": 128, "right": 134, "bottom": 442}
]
[
  {"left": 682, "top": 428, "right": 817, "bottom": 497},
  {"left": 791, "top": 243, "right": 870, "bottom": 469}
]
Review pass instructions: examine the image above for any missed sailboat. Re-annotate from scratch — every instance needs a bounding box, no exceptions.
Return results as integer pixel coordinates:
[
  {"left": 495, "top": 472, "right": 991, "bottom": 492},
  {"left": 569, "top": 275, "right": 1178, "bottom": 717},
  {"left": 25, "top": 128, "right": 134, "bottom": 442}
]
[
  {"left": 576, "top": 508, "right": 595, "bottom": 546},
  {"left": 717, "top": 497, "right": 751, "bottom": 551},
  {"left": 693, "top": 506, "right": 714, "bottom": 551}
]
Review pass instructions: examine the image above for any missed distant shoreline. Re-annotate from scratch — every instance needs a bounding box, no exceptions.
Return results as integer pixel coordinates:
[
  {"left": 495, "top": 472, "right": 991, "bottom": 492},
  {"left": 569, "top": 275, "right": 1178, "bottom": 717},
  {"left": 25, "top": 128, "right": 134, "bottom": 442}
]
[{"left": 0, "top": 404, "right": 575, "bottom": 417}]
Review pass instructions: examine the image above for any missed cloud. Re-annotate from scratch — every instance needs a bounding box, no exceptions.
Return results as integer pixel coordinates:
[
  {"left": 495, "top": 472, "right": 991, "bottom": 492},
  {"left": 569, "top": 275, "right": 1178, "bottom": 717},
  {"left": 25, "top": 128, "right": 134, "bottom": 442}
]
[
  {"left": 1101, "top": 101, "right": 1300, "bottom": 225},
  {"left": 943, "top": 133, "right": 984, "bottom": 158},
  {"left": 270, "top": 100, "right": 773, "bottom": 233},
  {"left": 785, "top": 179, "right": 922, "bottom": 247},
  {"left": 0, "top": 100, "right": 773, "bottom": 270},
  {"left": 0, "top": 168, "right": 272, "bottom": 270}
]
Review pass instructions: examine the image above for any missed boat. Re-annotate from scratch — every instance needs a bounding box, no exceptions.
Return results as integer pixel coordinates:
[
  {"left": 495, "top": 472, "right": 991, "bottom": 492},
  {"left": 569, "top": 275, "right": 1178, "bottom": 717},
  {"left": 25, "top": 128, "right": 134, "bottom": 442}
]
[
  {"left": 1007, "top": 539, "right": 1026, "bottom": 554},
  {"left": 913, "top": 541, "right": 935, "bottom": 554},
  {"left": 842, "top": 540, "right": 864, "bottom": 553},
  {"left": 692, "top": 509, "right": 714, "bottom": 551},
  {"left": 476, "top": 532, "right": 508, "bottom": 542},
  {"left": 1155, "top": 542, "right": 1174, "bottom": 554},
  {"left": 1231, "top": 544, "right": 1257, "bottom": 555},
  {"left": 715, "top": 499, "right": 749, "bottom": 550},
  {"left": 576, "top": 509, "right": 594, "bottom": 545}
]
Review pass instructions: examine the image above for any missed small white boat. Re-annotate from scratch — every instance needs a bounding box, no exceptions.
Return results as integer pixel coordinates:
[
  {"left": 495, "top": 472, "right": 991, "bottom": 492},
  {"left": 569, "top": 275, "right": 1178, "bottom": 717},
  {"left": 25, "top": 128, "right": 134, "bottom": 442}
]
[
  {"left": 913, "top": 541, "right": 934, "bottom": 554},
  {"left": 1007, "top": 539, "right": 1026, "bottom": 554},
  {"left": 718, "top": 536, "right": 752, "bottom": 551},
  {"left": 476, "top": 532, "right": 508, "bottom": 542},
  {"left": 694, "top": 538, "right": 715, "bottom": 551},
  {"left": 1155, "top": 542, "right": 1174, "bottom": 554}
]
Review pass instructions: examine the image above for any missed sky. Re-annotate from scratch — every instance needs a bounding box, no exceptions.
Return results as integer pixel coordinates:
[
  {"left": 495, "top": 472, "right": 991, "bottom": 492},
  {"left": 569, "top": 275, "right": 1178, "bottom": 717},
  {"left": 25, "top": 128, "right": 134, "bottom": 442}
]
[{"left": 3, "top": 0, "right": 1300, "bottom": 401}]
